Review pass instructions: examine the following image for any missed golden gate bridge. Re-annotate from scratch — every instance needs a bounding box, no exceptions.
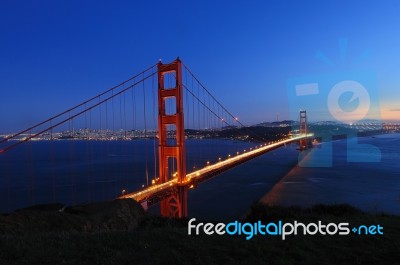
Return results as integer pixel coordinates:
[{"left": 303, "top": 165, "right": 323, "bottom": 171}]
[{"left": 0, "top": 58, "right": 312, "bottom": 217}]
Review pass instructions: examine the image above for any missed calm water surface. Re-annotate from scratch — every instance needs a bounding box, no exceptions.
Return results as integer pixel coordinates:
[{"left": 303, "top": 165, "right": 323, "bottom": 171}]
[{"left": 1, "top": 135, "right": 399, "bottom": 220}]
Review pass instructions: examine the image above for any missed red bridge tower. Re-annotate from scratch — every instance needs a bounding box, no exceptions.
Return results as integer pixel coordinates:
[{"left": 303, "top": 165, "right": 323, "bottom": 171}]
[
  {"left": 157, "top": 58, "right": 188, "bottom": 218},
  {"left": 299, "top": 110, "right": 308, "bottom": 149}
]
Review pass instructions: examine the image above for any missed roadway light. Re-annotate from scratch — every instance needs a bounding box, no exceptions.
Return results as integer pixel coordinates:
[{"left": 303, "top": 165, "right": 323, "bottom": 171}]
[
  {"left": 218, "top": 157, "right": 221, "bottom": 161},
  {"left": 207, "top": 161, "right": 210, "bottom": 165},
  {"left": 228, "top": 154, "right": 231, "bottom": 158},
  {"left": 121, "top": 189, "right": 127, "bottom": 195}
]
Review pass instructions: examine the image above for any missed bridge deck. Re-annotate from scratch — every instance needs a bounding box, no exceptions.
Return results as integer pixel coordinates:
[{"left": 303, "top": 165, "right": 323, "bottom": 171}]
[{"left": 120, "top": 134, "right": 313, "bottom": 203}]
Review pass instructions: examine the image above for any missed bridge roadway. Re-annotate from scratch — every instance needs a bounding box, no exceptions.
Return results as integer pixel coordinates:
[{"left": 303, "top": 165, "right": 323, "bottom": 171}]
[{"left": 120, "top": 134, "right": 313, "bottom": 204}]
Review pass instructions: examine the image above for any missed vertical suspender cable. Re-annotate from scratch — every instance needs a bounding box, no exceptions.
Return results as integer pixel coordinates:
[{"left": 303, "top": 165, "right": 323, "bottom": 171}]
[{"left": 143, "top": 73, "right": 149, "bottom": 187}]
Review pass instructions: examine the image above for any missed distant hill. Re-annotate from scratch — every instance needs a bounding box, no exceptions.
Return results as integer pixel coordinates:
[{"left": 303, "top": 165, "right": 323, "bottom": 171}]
[{"left": 253, "top": 120, "right": 297, "bottom": 127}]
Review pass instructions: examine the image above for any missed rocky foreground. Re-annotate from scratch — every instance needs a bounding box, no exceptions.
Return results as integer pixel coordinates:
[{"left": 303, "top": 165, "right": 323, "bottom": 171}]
[
  {"left": 0, "top": 199, "right": 145, "bottom": 234},
  {"left": 0, "top": 201, "right": 399, "bottom": 265}
]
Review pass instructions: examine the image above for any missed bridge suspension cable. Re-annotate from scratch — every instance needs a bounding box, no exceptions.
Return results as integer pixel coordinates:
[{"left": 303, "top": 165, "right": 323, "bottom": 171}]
[
  {"left": 1, "top": 63, "right": 162, "bottom": 212},
  {"left": 182, "top": 62, "right": 267, "bottom": 142},
  {"left": 0, "top": 64, "right": 158, "bottom": 153}
]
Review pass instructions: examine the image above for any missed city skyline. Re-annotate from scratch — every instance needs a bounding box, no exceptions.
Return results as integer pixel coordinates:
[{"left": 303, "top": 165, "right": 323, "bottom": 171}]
[{"left": 1, "top": 1, "right": 400, "bottom": 132}]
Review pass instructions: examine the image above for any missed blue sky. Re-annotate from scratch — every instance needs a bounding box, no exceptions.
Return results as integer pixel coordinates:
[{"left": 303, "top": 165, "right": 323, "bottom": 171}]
[{"left": 1, "top": 0, "right": 400, "bottom": 131}]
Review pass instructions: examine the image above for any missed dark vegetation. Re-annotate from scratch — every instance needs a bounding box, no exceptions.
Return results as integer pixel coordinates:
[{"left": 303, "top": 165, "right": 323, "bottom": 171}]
[{"left": 1, "top": 200, "right": 399, "bottom": 265}]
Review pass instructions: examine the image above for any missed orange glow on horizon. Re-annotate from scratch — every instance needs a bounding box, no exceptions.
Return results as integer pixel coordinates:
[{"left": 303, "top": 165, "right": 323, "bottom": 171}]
[{"left": 381, "top": 109, "right": 400, "bottom": 121}]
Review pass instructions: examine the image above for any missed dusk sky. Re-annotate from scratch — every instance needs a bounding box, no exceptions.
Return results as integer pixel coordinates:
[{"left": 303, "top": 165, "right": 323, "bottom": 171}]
[{"left": 1, "top": 0, "right": 400, "bottom": 132}]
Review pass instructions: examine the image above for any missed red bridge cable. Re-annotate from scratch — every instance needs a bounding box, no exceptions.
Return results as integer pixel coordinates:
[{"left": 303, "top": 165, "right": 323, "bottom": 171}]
[
  {"left": 0, "top": 63, "right": 158, "bottom": 144},
  {"left": 182, "top": 82, "right": 266, "bottom": 142},
  {"left": 1, "top": 71, "right": 158, "bottom": 153},
  {"left": 182, "top": 63, "right": 267, "bottom": 142}
]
